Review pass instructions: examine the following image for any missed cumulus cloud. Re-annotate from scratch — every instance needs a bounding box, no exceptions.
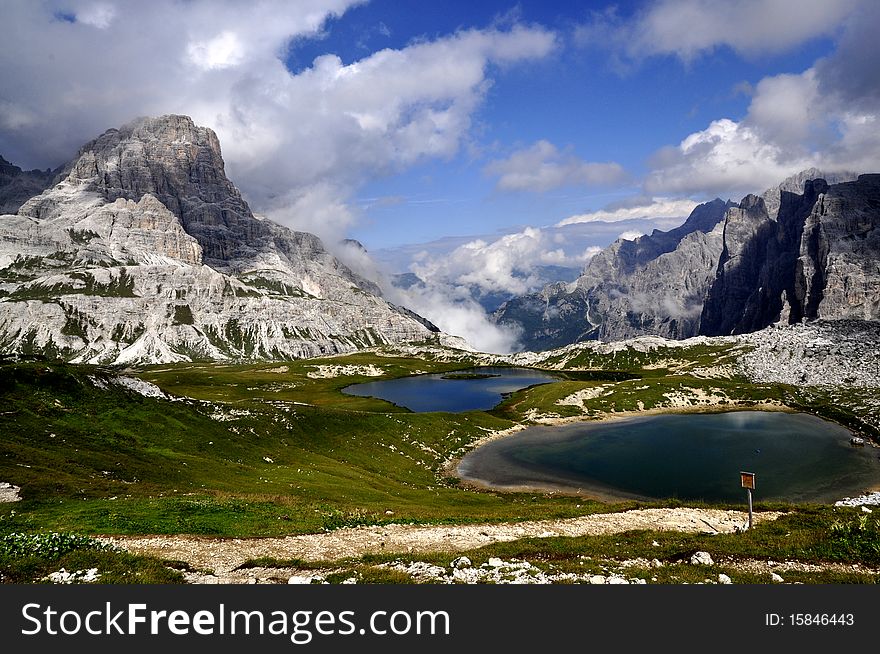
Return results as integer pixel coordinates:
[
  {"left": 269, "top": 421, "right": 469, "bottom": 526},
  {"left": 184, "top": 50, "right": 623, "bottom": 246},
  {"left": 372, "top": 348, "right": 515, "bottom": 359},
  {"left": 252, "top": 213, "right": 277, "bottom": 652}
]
[
  {"left": 557, "top": 196, "right": 698, "bottom": 226},
  {"left": 644, "top": 118, "right": 818, "bottom": 197},
  {"left": 578, "top": 0, "right": 860, "bottom": 63},
  {"left": 484, "top": 140, "right": 626, "bottom": 192},
  {"left": 0, "top": 1, "right": 556, "bottom": 242},
  {"left": 574, "top": 0, "right": 880, "bottom": 199},
  {"left": 373, "top": 223, "right": 613, "bottom": 352},
  {"left": 409, "top": 226, "right": 594, "bottom": 297},
  {"left": 643, "top": 64, "right": 880, "bottom": 198},
  {"left": 815, "top": 2, "right": 880, "bottom": 112}
]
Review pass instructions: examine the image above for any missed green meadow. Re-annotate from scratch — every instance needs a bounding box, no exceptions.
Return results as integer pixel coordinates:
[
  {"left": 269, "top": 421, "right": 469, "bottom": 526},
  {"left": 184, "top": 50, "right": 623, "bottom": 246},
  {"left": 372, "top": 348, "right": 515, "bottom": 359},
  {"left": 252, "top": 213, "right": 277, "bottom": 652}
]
[{"left": 1, "top": 342, "right": 878, "bottom": 583}]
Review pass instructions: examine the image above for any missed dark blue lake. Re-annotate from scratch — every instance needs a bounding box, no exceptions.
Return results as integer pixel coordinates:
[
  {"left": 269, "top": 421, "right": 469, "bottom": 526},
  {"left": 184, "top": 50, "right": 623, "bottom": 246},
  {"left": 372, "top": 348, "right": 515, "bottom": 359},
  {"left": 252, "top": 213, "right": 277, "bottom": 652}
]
[
  {"left": 342, "top": 366, "right": 558, "bottom": 412},
  {"left": 457, "top": 411, "right": 880, "bottom": 503}
]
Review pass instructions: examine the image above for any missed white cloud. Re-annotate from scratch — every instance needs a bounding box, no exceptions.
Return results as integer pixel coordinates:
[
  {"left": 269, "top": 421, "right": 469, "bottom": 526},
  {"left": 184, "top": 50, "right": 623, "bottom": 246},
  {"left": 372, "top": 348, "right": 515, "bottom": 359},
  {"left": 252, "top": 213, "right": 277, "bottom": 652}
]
[
  {"left": 484, "top": 140, "right": 626, "bottom": 192},
  {"left": 388, "top": 283, "right": 521, "bottom": 354},
  {"left": 579, "top": 0, "right": 860, "bottom": 62},
  {"left": 644, "top": 56, "right": 880, "bottom": 198},
  {"left": 187, "top": 31, "right": 246, "bottom": 70},
  {"left": 580, "top": 0, "right": 878, "bottom": 198},
  {"left": 0, "top": 2, "right": 556, "bottom": 241},
  {"left": 617, "top": 230, "right": 645, "bottom": 241},
  {"left": 558, "top": 197, "right": 698, "bottom": 226},
  {"left": 373, "top": 223, "right": 602, "bottom": 353},
  {"left": 77, "top": 3, "right": 117, "bottom": 29},
  {"left": 644, "top": 118, "right": 817, "bottom": 197},
  {"left": 410, "top": 226, "right": 593, "bottom": 297}
]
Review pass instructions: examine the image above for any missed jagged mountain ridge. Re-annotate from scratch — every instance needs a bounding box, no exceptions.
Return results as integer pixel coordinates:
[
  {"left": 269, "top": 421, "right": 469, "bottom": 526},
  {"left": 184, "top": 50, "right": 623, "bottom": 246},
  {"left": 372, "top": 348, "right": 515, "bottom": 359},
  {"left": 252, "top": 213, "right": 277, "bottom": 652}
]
[
  {"left": 0, "top": 155, "right": 58, "bottom": 215},
  {"left": 495, "top": 169, "right": 877, "bottom": 350},
  {"left": 493, "top": 198, "right": 734, "bottom": 349},
  {"left": 0, "top": 115, "right": 437, "bottom": 363}
]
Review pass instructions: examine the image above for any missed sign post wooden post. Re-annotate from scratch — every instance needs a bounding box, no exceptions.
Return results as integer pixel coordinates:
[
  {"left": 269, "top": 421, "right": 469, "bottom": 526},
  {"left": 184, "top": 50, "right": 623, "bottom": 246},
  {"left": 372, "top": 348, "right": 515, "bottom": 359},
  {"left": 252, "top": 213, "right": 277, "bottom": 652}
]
[{"left": 740, "top": 472, "right": 755, "bottom": 530}]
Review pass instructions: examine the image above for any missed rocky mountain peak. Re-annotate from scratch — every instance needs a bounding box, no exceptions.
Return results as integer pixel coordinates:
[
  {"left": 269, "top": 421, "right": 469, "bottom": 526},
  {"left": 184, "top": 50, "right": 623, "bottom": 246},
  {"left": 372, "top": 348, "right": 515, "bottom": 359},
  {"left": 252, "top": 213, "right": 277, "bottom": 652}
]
[
  {"left": 701, "top": 172, "right": 880, "bottom": 335},
  {"left": 21, "top": 114, "right": 254, "bottom": 267},
  {"left": 496, "top": 169, "right": 880, "bottom": 350},
  {"left": 0, "top": 115, "right": 437, "bottom": 364},
  {"left": 761, "top": 168, "right": 858, "bottom": 219}
]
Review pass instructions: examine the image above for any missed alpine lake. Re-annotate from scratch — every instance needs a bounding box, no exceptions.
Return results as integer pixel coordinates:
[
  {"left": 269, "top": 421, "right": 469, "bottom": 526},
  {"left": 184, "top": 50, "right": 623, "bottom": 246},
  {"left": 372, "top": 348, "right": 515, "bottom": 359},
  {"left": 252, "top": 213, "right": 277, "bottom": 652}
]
[{"left": 344, "top": 367, "right": 880, "bottom": 504}]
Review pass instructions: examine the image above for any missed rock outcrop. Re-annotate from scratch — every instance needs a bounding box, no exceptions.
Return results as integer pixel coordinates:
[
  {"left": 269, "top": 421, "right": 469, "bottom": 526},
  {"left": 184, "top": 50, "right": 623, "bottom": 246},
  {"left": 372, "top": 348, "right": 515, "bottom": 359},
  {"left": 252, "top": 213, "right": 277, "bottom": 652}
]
[{"left": 0, "top": 115, "right": 436, "bottom": 363}]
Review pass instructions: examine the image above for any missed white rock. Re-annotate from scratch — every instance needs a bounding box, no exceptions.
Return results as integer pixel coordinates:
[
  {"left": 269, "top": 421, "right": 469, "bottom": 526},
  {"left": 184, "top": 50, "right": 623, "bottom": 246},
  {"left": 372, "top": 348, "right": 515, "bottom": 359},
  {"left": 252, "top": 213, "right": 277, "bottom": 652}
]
[
  {"left": 589, "top": 575, "right": 606, "bottom": 584},
  {"left": 0, "top": 482, "right": 21, "bottom": 503},
  {"left": 288, "top": 575, "right": 319, "bottom": 585},
  {"left": 690, "top": 551, "right": 714, "bottom": 566},
  {"left": 718, "top": 573, "right": 732, "bottom": 585},
  {"left": 452, "top": 556, "right": 472, "bottom": 569},
  {"left": 770, "top": 573, "right": 784, "bottom": 583},
  {"left": 486, "top": 557, "right": 504, "bottom": 568}
]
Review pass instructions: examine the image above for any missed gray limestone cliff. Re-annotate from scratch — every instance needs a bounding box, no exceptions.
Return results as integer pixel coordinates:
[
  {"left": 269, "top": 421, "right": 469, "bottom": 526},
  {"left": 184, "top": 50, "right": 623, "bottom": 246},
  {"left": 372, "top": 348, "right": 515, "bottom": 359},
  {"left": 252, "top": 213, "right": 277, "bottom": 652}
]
[
  {"left": 701, "top": 173, "right": 880, "bottom": 335},
  {"left": 0, "top": 115, "right": 436, "bottom": 363},
  {"left": 493, "top": 199, "right": 733, "bottom": 350},
  {"left": 495, "top": 169, "right": 876, "bottom": 350}
]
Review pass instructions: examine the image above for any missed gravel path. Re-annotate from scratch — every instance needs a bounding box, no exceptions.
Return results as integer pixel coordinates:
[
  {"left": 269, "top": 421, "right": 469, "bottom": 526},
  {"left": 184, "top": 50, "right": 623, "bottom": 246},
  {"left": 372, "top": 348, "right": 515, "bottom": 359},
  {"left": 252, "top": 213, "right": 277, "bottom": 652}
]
[{"left": 103, "top": 508, "right": 781, "bottom": 574}]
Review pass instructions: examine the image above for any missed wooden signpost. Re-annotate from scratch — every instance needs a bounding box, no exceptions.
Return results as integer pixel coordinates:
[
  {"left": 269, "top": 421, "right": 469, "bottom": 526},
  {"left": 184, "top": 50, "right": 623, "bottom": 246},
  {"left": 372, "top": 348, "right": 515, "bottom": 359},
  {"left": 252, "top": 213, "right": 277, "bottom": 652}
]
[{"left": 740, "top": 471, "right": 755, "bottom": 530}]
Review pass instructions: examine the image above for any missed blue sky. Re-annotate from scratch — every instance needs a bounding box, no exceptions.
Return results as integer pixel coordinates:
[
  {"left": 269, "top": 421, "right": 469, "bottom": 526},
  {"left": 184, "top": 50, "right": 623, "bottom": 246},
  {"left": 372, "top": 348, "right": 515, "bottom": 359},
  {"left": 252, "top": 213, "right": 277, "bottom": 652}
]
[
  {"left": 2, "top": 0, "right": 878, "bottom": 349},
  {"left": 277, "top": 0, "right": 839, "bottom": 248}
]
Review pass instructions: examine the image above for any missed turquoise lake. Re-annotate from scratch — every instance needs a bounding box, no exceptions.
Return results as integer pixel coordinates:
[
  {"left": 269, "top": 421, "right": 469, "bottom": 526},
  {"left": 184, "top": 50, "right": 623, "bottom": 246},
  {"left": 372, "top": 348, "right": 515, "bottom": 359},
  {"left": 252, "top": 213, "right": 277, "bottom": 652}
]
[{"left": 457, "top": 411, "right": 880, "bottom": 503}]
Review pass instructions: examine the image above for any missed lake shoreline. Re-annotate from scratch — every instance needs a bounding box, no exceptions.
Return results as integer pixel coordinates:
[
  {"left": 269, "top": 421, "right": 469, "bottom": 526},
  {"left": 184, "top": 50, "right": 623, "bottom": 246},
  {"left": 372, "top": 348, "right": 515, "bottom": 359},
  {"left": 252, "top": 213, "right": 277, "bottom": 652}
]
[{"left": 446, "top": 403, "right": 880, "bottom": 503}]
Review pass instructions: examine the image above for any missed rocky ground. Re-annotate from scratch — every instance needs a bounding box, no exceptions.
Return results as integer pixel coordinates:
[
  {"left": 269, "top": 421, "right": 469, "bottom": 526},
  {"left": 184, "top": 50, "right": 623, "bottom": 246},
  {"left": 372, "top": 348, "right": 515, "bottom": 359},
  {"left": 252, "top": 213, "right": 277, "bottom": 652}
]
[
  {"left": 0, "top": 481, "right": 21, "bottom": 503},
  {"left": 738, "top": 320, "right": 880, "bottom": 387},
  {"left": 100, "top": 506, "right": 880, "bottom": 585},
  {"left": 103, "top": 508, "right": 781, "bottom": 584}
]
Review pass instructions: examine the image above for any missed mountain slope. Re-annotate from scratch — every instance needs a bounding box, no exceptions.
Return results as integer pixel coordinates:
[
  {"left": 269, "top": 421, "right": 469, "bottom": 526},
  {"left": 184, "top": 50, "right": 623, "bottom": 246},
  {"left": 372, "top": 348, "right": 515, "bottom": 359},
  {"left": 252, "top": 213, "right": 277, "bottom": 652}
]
[
  {"left": 495, "top": 169, "right": 877, "bottom": 350},
  {"left": 0, "top": 155, "right": 57, "bottom": 215},
  {"left": 493, "top": 198, "right": 733, "bottom": 349},
  {"left": 0, "top": 115, "right": 435, "bottom": 363}
]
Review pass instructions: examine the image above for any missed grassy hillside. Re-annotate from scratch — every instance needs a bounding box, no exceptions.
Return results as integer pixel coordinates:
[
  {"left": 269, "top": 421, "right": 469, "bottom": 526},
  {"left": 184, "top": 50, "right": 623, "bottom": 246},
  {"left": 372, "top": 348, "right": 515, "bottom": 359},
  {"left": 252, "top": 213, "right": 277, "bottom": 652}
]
[{"left": 1, "top": 343, "right": 878, "bottom": 583}]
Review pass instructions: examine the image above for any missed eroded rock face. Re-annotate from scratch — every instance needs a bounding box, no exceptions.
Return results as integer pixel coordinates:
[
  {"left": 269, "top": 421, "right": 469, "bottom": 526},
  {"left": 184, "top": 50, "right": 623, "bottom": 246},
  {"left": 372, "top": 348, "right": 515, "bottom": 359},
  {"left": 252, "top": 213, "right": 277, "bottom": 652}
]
[
  {"left": 496, "top": 169, "right": 878, "bottom": 350},
  {"left": 702, "top": 174, "right": 880, "bottom": 335},
  {"left": 0, "top": 156, "right": 56, "bottom": 215},
  {"left": 0, "top": 115, "right": 435, "bottom": 363},
  {"left": 494, "top": 199, "right": 733, "bottom": 350}
]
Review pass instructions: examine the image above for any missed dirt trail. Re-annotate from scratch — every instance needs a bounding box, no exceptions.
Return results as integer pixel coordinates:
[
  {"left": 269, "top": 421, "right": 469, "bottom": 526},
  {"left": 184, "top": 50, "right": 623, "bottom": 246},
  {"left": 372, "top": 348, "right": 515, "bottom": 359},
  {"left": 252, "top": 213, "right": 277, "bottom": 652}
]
[{"left": 103, "top": 508, "right": 781, "bottom": 574}]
